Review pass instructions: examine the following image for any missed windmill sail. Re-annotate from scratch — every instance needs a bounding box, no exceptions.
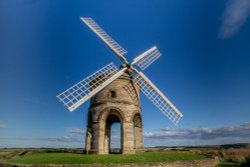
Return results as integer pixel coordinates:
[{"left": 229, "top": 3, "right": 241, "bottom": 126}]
[
  {"left": 132, "top": 46, "right": 161, "bottom": 70},
  {"left": 57, "top": 17, "right": 183, "bottom": 126},
  {"left": 81, "top": 17, "right": 128, "bottom": 64},
  {"left": 134, "top": 69, "right": 183, "bottom": 125},
  {"left": 57, "top": 62, "right": 126, "bottom": 112}
]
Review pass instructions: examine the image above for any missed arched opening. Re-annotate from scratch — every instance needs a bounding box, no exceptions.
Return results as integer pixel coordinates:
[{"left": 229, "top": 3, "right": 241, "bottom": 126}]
[
  {"left": 104, "top": 112, "right": 122, "bottom": 154},
  {"left": 110, "top": 123, "right": 121, "bottom": 153},
  {"left": 133, "top": 113, "right": 143, "bottom": 151}
]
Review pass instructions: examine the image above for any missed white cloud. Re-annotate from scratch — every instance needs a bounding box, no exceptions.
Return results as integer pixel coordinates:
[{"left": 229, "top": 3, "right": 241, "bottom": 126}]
[
  {"left": 219, "top": 0, "right": 250, "bottom": 39},
  {"left": 144, "top": 122, "right": 250, "bottom": 146},
  {"left": 0, "top": 123, "right": 7, "bottom": 128}
]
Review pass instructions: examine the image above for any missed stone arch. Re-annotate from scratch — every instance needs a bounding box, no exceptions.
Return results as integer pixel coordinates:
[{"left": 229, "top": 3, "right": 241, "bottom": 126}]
[
  {"left": 133, "top": 113, "right": 142, "bottom": 128},
  {"left": 97, "top": 107, "right": 126, "bottom": 154},
  {"left": 105, "top": 113, "right": 122, "bottom": 154},
  {"left": 130, "top": 110, "right": 142, "bottom": 123},
  {"left": 98, "top": 106, "right": 126, "bottom": 123}
]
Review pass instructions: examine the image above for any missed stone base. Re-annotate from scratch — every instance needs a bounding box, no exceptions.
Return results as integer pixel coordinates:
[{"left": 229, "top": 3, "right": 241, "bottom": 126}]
[
  {"left": 122, "top": 149, "right": 135, "bottom": 154},
  {"left": 87, "top": 149, "right": 136, "bottom": 155}
]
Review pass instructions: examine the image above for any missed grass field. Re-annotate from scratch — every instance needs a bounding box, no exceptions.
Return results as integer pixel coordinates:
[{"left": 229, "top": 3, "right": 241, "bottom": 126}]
[
  {"left": 7, "top": 151, "right": 205, "bottom": 164},
  {"left": 1, "top": 145, "right": 250, "bottom": 166}
]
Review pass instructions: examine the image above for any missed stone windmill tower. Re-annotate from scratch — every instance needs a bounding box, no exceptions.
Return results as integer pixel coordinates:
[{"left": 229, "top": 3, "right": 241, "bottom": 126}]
[
  {"left": 86, "top": 72, "right": 143, "bottom": 154},
  {"left": 57, "top": 17, "right": 183, "bottom": 154}
]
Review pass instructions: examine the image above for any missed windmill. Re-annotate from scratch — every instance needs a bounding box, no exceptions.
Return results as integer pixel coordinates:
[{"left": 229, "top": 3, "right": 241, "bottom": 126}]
[{"left": 57, "top": 17, "right": 183, "bottom": 154}]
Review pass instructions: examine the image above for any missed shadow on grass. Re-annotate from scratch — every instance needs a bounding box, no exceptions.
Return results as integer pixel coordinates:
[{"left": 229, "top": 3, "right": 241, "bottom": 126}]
[
  {"left": 241, "top": 156, "right": 250, "bottom": 167},
  {"left": 218, "top": 158, "right": 250, "bottom": 167},
  {"left": 217, "top": 162, "right": 242, "bottom": 167}
]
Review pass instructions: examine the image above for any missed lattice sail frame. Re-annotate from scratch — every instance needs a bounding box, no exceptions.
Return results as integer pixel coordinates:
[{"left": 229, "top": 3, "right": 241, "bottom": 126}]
[
  {"left": 133, "top": 46, "right": 161, "bottom": 70},
  {"left": 134, "top": 70, "right": 183, "bottom": 125},
  {"left": 57, "top": 62, "right": 120, "bottom": 112},
  {"left": 81, "top": 17, "right": 128, "bottom": 64}
]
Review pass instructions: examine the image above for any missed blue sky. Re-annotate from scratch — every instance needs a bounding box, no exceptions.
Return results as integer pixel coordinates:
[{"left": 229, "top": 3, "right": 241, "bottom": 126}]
[{"left": 0, "top": 0, "right": 250, "bottom": 148}]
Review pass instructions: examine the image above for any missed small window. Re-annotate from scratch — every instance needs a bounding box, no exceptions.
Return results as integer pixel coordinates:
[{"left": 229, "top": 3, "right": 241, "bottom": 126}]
[{"left": 110, "top": 90, "right": 117, "bottom": 98}]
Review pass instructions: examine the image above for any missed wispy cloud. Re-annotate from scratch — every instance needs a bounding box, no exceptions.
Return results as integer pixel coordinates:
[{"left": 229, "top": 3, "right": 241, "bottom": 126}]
[
  {"left": 144, "top": 122, "right": 250, "bottom": 146},
  {"left": 41, "top": 128, "right": 85, "bottom": 143},
  {"left": 67, "top": 128, "right": 85, "bottom": 135},
  {"left": 41, "top": 136, "right": 83, "bottom": 143},
  {"left": 0, "top": 123, "right": 7, "bottom": 128},
  {"left": 219, "top": 0, "right": 250, "bottom": 39},
  {"left": 0, "top": 127, "right": 85, "bottom": 148}
]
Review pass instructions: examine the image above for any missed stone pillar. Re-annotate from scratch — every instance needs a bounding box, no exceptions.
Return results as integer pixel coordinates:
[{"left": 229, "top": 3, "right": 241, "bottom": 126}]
[
  {"left": 85, "top": 128, "right": 92, "bottom": 154},
  {"left": 122, "top": 122, "right": 134, "bottom": 154},
  {"left": 104, "top": 124, "right": 111, "bottom": 154},
  {"left": 133, "top": 113, "right": 143, "bottom": 152},
  {"left": 134, "top": 126, "right": 143, "bottom": 151},
  {"left": 90, "top": 122, "right": 100, "bottom": 154},
  {"left": 98, "top": 121, "right": 105, "bottom": 154}
]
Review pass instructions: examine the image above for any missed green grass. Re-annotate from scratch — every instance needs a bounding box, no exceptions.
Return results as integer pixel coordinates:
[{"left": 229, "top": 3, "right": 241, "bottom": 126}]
[{"left": 8, "top": 151, "right": 205, "bottom": 164}]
